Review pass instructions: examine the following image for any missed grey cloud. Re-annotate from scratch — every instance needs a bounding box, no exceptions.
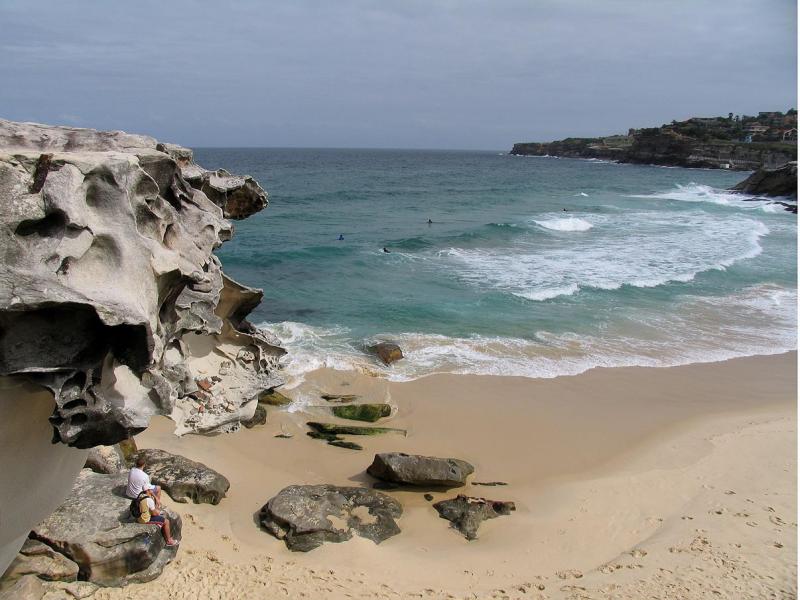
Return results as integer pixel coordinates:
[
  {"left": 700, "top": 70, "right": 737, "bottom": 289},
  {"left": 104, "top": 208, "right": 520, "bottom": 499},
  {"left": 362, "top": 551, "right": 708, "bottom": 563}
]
[{"left": 0, "top": 0, "right": 795, "bottom": 149}]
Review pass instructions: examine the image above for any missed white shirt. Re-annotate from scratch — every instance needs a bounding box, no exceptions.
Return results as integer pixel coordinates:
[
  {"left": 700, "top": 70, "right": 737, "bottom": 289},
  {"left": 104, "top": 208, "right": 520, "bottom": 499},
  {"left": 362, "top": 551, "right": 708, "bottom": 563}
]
[{"left": 126, "top": 467, "right": 154, "bottom": 499}]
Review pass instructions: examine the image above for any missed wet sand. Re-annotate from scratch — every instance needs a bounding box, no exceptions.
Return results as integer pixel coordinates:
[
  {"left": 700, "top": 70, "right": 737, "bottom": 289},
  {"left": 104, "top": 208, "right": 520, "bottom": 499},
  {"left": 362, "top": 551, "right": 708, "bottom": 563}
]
[{"left": 95, "top": 352, "right": 796, "bottom": 599}]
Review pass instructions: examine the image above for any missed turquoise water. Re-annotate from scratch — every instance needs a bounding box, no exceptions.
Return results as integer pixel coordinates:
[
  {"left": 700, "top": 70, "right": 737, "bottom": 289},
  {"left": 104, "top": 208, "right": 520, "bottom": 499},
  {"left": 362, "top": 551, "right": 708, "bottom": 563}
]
[{"left": 196, "top": 149, "right": 797, "bottom": 383}]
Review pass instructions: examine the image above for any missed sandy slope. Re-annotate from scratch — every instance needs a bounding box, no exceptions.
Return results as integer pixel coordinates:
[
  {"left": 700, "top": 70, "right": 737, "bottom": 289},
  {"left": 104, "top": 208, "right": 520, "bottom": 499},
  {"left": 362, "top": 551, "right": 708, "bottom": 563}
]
[{"left": 94, "top": 353, "right": 797, "bottom": 600}]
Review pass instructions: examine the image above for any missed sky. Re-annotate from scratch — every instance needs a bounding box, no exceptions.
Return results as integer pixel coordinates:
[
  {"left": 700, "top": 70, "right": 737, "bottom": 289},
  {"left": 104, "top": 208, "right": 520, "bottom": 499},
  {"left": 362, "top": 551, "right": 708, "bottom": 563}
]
[{"left": 0, "top": 0, "right": 797, "bottom": 149}]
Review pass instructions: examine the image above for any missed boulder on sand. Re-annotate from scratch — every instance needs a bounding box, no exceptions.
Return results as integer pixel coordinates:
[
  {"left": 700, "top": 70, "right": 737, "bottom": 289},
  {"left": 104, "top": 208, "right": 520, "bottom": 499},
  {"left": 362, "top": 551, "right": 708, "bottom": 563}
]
[
  {"left": 136, "top": 449, "right": 229, "bottom": 505},
  {"left": 368, "top": 342, "right": 404, "bottom": 365},
  {"left": 259, "top": 484, "right": 402, "bottom": 552},
  {"left": 433, "top": 495, "right": 516, "bottom": 540},
  {"left": 30, "top": 470, "right": 181, "bottom": 587},
  {"left": 367, "top": 453, "right": 474, "bottom": 487}
]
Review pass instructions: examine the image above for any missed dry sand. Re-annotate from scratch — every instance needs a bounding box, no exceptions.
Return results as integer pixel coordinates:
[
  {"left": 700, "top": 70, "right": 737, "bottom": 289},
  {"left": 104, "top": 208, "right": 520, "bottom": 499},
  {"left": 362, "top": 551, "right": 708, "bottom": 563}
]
[{"left": 95, "top": 352, "right": 797, "bottom": 599}]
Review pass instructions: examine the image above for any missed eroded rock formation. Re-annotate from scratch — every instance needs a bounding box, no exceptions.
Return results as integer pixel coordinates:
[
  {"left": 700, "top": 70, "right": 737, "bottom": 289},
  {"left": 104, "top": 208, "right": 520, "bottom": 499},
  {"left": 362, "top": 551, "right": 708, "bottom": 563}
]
[
  {"left": 0, "top": 119, "right": 284, "bottom": 574},
  {"left": 0, "top": 119, "right": 284, "bottom": 447}
]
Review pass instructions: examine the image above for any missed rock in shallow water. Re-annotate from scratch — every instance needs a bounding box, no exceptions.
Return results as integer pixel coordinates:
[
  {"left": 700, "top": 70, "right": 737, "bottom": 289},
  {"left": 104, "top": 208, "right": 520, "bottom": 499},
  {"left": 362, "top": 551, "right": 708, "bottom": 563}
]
[
  {"left": 136, "top": 448, "right": 229, "bottom": 505},
  {"left": 259, "top": 485, "right": 402, "bottom": 551},
  {"left": 433, "top": 495, "right": 515, "bottom": 540},
  {"left": 368, "top": 342, "right": 404, "bottom": 365},
  {"left": 367, "top": 453, "right": 474, "bottom": 487},
  {"left": 30, "top": 470, "right": 181, "bottom": 587},
  {"left": 331, "top": 403, "right": 392, "bottom": 422}
]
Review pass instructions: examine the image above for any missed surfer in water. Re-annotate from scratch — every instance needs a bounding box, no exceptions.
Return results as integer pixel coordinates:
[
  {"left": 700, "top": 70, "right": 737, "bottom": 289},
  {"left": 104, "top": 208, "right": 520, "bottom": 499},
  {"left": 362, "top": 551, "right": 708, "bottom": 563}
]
[
  {"left": 338, "top": 234, "right": 344, "bottom": 240},
  {"left": 427, "top": 219, "right": 433, "bottom": 224},
  {"left": 382, "top": 247, "right": 390, "bottom": 253}
]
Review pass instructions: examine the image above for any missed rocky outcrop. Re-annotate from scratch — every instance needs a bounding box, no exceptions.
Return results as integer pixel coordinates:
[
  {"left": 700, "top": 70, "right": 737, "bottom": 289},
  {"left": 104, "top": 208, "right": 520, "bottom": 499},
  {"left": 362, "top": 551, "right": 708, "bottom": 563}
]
[
  {"left": 367, "top": 453, "right": 474, "bottom": 487},
  {"left": 30, "top": 469, "right": 181, "bottom": 587},
  {"left": 0, "top": 118, "right": 284, "bottom": 449},
  {"left": 0, "top": 118, "right": 282, "bottom": 575},
  {"left": 259, "top": 485, "right": 402, "bottom": 551},
  {"left": 731, "top": 162, "right": 797, "bottom": 198},
  {"left": 368, "top": 342, "right": 404, "bottom": 365},
  {"left": 136, "top": 448, "right": 229, "bottom": 505},
  {"left": 433, "top": 495, "right": 515, "bottom": 540}
]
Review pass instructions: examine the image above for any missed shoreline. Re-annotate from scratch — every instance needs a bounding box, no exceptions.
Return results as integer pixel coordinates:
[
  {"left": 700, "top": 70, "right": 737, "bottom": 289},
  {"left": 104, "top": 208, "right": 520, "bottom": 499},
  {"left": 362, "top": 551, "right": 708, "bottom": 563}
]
[{"left": 96, "top": 352, "right": 796, "bottom": 599}]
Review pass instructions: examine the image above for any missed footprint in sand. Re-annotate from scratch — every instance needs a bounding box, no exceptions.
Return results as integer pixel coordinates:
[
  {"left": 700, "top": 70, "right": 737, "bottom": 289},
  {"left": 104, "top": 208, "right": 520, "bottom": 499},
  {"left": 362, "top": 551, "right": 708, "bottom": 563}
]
[
  {"left": 629, "top": 548, "right": 647, "bottom": 558},
  {"left": 556, "top": 569, "right": 583, "bottom": 580}
]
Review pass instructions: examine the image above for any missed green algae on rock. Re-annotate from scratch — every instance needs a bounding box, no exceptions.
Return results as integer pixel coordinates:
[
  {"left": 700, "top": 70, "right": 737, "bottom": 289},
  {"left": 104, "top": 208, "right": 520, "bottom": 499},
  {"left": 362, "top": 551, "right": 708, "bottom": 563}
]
[
  {"left": 332, "top": 403, "right": 392, "bottom": 422},
  {"left": 258, "top": 389, "right": 292, "bottom": 406},
  {"left": 307, "top": 422, "right": 406, "bottom": 436}
]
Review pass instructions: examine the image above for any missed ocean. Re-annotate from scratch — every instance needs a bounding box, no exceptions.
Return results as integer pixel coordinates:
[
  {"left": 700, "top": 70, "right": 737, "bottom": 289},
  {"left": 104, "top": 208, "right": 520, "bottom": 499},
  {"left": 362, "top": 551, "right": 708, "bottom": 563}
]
[{"left": 195, "top": 148, "right": 797, "bottom": 387}]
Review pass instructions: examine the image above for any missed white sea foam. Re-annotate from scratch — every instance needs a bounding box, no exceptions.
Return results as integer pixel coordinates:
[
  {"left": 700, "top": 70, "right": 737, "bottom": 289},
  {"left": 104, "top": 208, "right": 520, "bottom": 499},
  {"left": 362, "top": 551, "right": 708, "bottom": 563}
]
[
  {"left": 630, "top": 182, "right": 797, "bottom": 212},
  {"left": 441, "top": 213, "right": 769, "bottom": 301},
  {"left": 513, "top": 284, "right": 580, "bottom": 301},
  {"left": 534, "top": 217, "right": 594, "bottom": 232},
  {"left": 258, "top": 284, "right": 796, "bottom": 386}
]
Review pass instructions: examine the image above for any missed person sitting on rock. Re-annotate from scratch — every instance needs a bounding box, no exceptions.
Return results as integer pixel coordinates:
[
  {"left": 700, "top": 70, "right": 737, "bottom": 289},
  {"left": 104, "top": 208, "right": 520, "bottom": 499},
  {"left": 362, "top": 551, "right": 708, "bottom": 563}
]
[
  {"left": 126, "top": 456, "right": 162, "bottom": 508},
  {"left": 137, "top": 492, "right": 178, "bottom": 547}
]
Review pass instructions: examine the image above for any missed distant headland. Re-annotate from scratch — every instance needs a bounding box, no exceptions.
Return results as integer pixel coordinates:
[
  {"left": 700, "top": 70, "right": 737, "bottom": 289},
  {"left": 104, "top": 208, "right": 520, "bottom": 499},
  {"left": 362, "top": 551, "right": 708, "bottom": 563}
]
[{"left": 510, "top": 110, "right": 798, "bottom": 170}]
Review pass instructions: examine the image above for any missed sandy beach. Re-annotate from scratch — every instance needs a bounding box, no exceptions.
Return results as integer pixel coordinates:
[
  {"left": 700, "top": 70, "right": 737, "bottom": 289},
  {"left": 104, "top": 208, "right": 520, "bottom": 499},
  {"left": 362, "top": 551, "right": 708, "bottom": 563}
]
[{"left": 89, "top": 352, "right": 797, "bottom": 599}]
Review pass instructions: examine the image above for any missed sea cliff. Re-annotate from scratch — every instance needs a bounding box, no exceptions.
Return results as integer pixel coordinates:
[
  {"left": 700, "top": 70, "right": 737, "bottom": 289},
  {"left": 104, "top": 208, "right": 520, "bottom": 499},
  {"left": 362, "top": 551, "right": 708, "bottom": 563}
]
[{"left": 511, "top": 113, "right": 798, "bottom": 170}]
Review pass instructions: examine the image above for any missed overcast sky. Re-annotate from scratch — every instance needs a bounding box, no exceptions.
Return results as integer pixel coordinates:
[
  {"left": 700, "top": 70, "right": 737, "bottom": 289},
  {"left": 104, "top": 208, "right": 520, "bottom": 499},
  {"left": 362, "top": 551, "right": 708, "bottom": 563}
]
[{"left": 1, "top": 1, "right": 796, "bottom": 149}]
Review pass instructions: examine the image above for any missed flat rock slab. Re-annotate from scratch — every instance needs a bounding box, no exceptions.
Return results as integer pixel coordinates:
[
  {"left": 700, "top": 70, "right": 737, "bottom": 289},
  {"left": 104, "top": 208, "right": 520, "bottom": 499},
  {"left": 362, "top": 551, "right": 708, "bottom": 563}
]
[
  {"left": 136, "top": 449, "right": 229, "bottom": 505},
  {"left": 30, "top": 470, "right": 181, "bottom": 587},
  {"left": 367, "top": 453, "right": 474, "bottom": 487},
  {"left": 433, "top": 495, "right": 515, "bottom": 540},
  {"left": 259, "top": 485, "right": 402, "bottom": 552},
  {"left": 331, "top": 403, "right": 392, "bottom": 422}
]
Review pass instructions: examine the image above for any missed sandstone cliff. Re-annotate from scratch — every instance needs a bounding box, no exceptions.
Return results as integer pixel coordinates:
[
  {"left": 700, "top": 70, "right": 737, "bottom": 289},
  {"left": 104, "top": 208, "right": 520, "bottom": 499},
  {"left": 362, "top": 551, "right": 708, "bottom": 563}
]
[
  {"left": 511, "top": 130, "right": 796, "bottom": 171},
  {"left": 0, "top": 119, "right": 284, "bottom": 573}
]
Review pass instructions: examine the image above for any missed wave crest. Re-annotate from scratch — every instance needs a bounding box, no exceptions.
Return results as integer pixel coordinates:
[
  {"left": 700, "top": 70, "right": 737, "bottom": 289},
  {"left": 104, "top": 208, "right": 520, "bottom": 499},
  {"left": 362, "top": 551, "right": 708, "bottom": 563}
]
[{"left": 535, "top": 217, "right": 594, "bottom": 232}]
